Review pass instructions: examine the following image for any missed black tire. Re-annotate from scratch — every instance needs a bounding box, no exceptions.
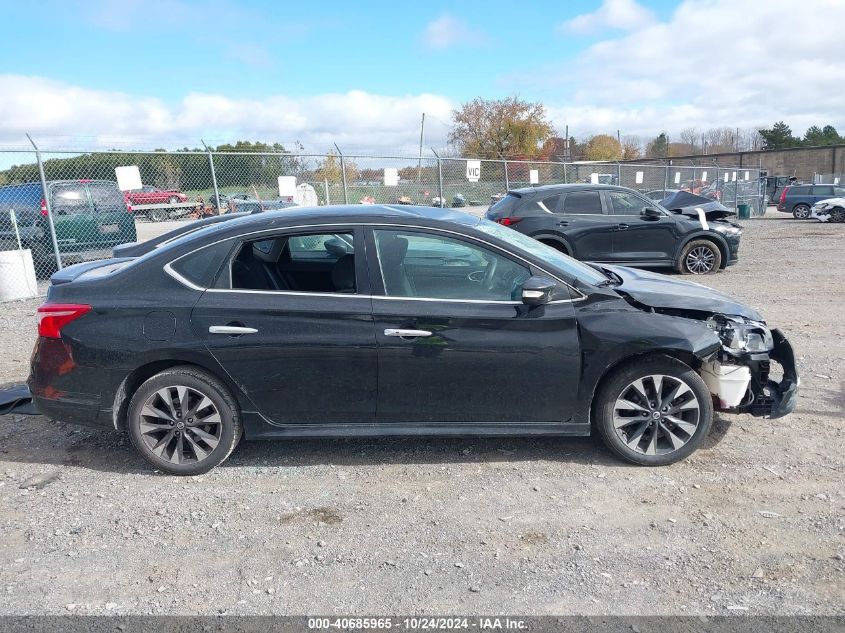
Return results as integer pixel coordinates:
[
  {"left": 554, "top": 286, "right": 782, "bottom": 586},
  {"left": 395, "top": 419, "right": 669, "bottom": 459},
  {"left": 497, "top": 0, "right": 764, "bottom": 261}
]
[
  {"left": 792, "top": 204, "right": 811, "bottom": 219},
  {"left": 594, "top": 355, "right": 713, "bottom": 466},
  {"left": 829, "top": 207, "right": 845, "bottom": 223},
  {"left": 127, "top": 366, "right": 242, "bottom": 475},
  {"left": 676, "top": 239, "right": 722, "bottom": 275},
  {"left": 148, "top": 208, "right": 169, "bottom": 222},
  {"left": 538, "top": 238, "right": 570, "bottom": 256}
]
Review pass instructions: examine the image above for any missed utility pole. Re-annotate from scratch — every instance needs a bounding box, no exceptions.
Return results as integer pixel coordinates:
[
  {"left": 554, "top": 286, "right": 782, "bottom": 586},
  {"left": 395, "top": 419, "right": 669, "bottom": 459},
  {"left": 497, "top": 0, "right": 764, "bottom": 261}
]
[
  {"left": 564, "top": 124, "right": 570, "bottom": 161},
  {"left": 417, "top": 112, "right": 426, "bottom": 183}
]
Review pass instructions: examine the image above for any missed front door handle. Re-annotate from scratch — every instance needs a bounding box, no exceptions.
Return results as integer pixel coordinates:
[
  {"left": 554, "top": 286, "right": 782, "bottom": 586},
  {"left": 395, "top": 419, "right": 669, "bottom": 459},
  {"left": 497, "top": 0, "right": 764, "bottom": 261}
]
[
  {"left": 209, "top": 325, "right": 258, "bottom": 335},
  {"left": 384, "top": 328, "right": 432, "bottom": 338},
  {"left": 616, "top": 223, "right": 629, "bottom": 230}
]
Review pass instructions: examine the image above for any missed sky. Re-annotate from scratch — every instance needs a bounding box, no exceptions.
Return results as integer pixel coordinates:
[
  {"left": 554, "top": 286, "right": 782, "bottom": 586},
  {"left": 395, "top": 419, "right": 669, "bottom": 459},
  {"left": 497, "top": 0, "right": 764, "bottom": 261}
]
[{"left": 0, "top": 0, "right": 843, "bottom": 155}]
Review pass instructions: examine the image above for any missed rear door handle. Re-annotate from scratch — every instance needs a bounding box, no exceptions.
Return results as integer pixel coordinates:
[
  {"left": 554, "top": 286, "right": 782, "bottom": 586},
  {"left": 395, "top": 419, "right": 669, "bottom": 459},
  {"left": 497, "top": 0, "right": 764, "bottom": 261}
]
[
  {"left": 209, "top": 325, "right": 258, "bottom": 335},
  {"left": 384, "top": 328, "right": 432, "bottom": 338},
  {"left": 616, "top": 223, "right": 629, "bottom": 230}
]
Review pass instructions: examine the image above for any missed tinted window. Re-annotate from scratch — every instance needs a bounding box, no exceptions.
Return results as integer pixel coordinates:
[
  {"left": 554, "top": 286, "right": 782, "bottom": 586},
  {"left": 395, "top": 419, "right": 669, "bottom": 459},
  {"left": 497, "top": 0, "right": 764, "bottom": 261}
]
[
  {"left": 562, "top": 191, "right": 602, "bottom": 214},
  {"left": 88, "top": 182, "right": 126, "bottom": 212},
  {"left": 51, "top": 183, "right": 90, "bottom": 214},
  {"left": 170, "top": 239, "right": 233, "bottom": 288},
  {"left": 834, "top": 187, "right": 845, "bottom": 196},
  {"left": 812, "top": 186, "right": 833, "bottom": 196},
  {"left": 488, "top": 192, "right": 521, "bottom": 217},
  {"left": 535, "top": 194, "right": 561, "bottom": 213},
  {"left": 373, "top": 229, "right": 531, "bottom": 301},
  {"left": 606, "top": 191, "right": 655, "bottom": 215},
  {"left": 231, "top": 232, "right": 355, "bottom": 293},
  {"left": 791, "top": 186, "right": 811, "bottom": 195}
]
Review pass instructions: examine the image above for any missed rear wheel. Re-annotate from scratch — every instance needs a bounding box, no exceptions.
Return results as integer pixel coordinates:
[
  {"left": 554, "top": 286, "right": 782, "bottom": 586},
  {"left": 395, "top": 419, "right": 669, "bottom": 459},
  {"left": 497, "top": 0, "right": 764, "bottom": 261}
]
[
  {"left": 594, "top": 356, "right": 713, "bottom": 466},
  {"left": 793, "top": 204, "right": 811, "bottom": 219},
  {"left": 148, "top": 208, "right": 169, "bottom": 222},
  {"left": 677, "top": 239, "right": 721, "bottom": 274},
  {"left": 127, "top": 366, "right": 242, "bottom": 475}
]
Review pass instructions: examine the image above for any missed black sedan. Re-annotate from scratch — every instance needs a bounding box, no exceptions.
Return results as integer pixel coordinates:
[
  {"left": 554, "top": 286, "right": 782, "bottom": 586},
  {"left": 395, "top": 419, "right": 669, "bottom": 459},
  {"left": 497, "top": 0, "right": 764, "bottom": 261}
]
[
  {"left": 486, "top": 184, "right": 743, "bottom": 275},
  {"left": 29, "top": 205, "right": 797, "bottom": 475}
]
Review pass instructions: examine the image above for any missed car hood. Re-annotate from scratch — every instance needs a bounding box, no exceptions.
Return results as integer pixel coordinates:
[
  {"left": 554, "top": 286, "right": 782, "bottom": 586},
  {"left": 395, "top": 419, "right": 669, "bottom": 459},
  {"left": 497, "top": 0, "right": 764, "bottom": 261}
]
[
  {"left": 814, "top": 197, "right": 845, "bottom": 207},
  {"left": 600, "top": 264, "right": 763, "bottom": 321}
]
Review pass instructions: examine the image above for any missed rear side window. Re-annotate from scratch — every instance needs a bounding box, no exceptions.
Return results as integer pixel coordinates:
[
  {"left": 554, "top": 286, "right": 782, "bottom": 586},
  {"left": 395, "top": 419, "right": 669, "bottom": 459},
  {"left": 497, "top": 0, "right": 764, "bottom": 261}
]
[
  {"left": 812, "top": 185, "right": 833, "bottom": 196},
  {"left": 562, "top": 191, "right": 602, "bottom": 215},
  {"left": 170, "top": 239, "right": 234, "bottom": 288},
  {"left": 51, "top": 183, "right": 90, "bottom": 214},
  {"left": 790, "top": 186, "right": 811, "bottom": 196}
]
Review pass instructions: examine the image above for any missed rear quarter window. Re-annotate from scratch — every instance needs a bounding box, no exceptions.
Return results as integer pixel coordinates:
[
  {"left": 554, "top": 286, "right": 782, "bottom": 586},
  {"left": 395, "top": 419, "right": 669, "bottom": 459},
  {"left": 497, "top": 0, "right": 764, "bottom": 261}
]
[
  {"left": 488, "top": 193, "right": 521, "bottom": 217},
  {"left": 169, "top": 239, "right": 234, "bottom": 288},
  {"left": 790, "top": 186, "right": 811, "bottom": 196}
]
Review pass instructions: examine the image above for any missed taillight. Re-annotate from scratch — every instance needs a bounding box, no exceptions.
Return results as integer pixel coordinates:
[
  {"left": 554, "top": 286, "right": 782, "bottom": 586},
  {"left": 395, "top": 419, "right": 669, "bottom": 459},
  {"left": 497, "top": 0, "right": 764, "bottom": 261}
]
[
  {"left": 40, "top": 198, "right": 48, "bottom": 216},
  {"left": 37, "top": 304, "right": 92, "bottom": 339},
  {"left": 780, "top": 188, "right": 788, "bottom": 203},
  {"left": 495, "top": 217, "right": 522, "bottom": 226}
]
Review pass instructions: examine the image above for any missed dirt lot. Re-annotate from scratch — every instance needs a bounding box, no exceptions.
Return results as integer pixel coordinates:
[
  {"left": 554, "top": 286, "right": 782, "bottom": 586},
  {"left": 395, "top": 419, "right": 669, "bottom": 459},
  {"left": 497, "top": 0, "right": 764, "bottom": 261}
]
[{"left": 0, "top": 211, "right": 842, "bottom": 616}]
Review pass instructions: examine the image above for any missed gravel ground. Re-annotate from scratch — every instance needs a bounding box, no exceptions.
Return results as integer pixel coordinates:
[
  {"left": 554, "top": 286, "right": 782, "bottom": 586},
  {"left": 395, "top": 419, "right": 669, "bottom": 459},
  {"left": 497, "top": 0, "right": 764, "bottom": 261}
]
[{"left": 0, "top": 210, "right": 842, "bottom": 616}]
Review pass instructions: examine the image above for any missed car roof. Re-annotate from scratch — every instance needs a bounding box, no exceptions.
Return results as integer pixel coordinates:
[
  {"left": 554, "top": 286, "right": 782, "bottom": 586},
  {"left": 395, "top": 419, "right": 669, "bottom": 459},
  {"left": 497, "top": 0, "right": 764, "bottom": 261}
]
[{"left": 510, "top": 184, "right": 633, "bottom": 195}]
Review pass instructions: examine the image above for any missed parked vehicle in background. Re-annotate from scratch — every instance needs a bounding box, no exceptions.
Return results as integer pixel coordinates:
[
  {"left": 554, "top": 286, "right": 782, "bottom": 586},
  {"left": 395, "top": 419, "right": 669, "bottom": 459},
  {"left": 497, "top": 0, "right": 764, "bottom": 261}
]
[
  {"left": 764, "top": 176, "right": 795, "bottom": 206},
  {"left": 217, "top": 192, "right": 297, "bottom": 214},
  {"left": 126, "top": 185, "right": 188, "bottom": 206},
  {"left": 29, "top": 204, "right": 797, "bottom": 474},
  {"left": 485, "top": 184, "right": 742, "bottom": 275},
  {"left": 0, "top": 180, "right": 136, "bottom": 274},
  {"left": 777, "top": 184, "right": 845, "bottom": 218},
  {"left": 811, "top": 197, "right": 845, "bottom": 223}
]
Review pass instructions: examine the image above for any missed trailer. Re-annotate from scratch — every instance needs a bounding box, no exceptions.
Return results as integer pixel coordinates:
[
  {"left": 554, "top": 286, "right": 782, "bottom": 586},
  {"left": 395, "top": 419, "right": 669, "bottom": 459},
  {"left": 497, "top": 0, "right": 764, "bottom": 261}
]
[{"left": 131, "top": 201, "right": 198, "bottom": 222}]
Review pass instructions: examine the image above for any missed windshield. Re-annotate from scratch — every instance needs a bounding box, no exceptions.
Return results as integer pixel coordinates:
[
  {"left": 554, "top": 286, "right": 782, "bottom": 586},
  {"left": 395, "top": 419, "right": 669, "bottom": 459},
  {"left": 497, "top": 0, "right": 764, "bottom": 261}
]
[{"left": 475, "top": 219, "right": 608, "bottom": 286}]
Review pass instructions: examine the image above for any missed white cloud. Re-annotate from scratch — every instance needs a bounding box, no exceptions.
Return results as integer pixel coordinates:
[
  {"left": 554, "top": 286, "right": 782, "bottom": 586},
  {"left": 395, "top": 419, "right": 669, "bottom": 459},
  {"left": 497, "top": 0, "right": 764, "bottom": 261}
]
[
  {"left": 527, "top": 0, "right": 845, "bottom": 140},
  {"left": 558, "top": 0, "right": 655, "bottom": 35},
  {"left": 421, "top": 14, "right": 487, "bottom": 50},
  {"left": 0, "top": 75, "right": 453, "bottom": 154}
]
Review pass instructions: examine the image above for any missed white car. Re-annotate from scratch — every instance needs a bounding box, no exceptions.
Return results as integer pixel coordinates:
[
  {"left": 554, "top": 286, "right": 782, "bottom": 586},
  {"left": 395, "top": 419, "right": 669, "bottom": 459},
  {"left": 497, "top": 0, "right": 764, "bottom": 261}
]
[{"left": 810, "top": 197, "right": 845, "bottom": 223}]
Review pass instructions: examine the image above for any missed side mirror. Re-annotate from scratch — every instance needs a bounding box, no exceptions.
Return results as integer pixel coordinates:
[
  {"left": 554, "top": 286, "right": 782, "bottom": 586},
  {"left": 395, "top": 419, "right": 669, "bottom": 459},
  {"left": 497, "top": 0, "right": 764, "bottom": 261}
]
[
  {"left": 641, "top": 207, "right": 662, "bottom": 220},
  {"left": 521, "top": 275, "right": 556, "bottom": 306}
]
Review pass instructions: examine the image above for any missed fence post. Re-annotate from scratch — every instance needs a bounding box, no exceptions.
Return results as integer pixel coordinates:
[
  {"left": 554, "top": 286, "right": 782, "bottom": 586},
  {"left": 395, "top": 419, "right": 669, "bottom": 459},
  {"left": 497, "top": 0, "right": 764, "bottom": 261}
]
[
  {"left": 201, "top": 140, "right": 221, "bottom": 212},
  {"left": 664, "top": 164, "right": 670, "bottom": 190},
  {"left": 502, "top": 158, "right": 509, "bottom": 191},
  {"left": 26, "top": 133, "right": 62, "bottom": 271},
  {"left": 334, "top": 143, "right": 348, "bottom": 204},
  {"left": 431, "top": 148, "right": 444, "bottom": 208},
  {"left": 324, "top": 179, "right": 330, "bottom": 206},
  {"left": 563, "top": 160, "right": 568, "bottom": 184},
  {"left": 616, "top": 161, "right": 621, "bottom": 186}
]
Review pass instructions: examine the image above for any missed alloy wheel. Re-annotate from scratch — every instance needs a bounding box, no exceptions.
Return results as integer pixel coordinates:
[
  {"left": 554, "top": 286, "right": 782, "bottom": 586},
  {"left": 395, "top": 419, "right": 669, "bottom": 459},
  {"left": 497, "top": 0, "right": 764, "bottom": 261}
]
[
  {"left": 138, "top": 385, "right": 222, "bottom": 465},
  {"left": 613, "top": 374, "right": 701, "bottom": 456},
  {"left": 794, "top": 205, "right": 810, "bottom": 219},
  {"left": 685, "top": 246, "right": 716, "bottom": 274}
]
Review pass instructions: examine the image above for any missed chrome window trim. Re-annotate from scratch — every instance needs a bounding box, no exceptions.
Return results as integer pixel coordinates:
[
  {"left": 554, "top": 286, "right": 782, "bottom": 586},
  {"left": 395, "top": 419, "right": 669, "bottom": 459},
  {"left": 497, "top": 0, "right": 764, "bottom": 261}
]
[{"left": 162, "top": 221, "right": 587, "bottom": 303}]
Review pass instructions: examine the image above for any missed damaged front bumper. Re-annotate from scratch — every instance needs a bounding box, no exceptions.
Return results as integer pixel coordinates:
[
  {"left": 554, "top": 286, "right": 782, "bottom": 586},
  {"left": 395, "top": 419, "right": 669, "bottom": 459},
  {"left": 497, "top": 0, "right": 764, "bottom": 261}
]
[{"left": 701, "top": 328, "right": 798, "bottom": 419}]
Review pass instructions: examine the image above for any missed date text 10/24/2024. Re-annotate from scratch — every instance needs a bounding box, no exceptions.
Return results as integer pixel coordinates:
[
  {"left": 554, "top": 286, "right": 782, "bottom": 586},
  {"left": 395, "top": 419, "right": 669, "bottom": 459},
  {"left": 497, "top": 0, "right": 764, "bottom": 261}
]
[{"left": 307, "top": 617, "right": 528, "bottom": 630}]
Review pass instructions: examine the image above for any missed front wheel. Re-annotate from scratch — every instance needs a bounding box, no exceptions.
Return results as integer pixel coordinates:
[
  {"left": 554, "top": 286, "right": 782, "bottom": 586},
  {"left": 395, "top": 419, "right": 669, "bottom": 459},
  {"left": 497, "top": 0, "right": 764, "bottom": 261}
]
[
  {"left": 593, "top": 356, "right": 713, "bottom": 466},
  {"left": 677, "top": 239, "right": 721, "bottom": 274},
  {"left": 828, "top": 207, "right": 845, "bottom": 223},
  {"left": 792, "top": 204, "right": 811, "bottom": 219},
  {"left": 127, "top": 366, "right": 242, "bottom": 475}
]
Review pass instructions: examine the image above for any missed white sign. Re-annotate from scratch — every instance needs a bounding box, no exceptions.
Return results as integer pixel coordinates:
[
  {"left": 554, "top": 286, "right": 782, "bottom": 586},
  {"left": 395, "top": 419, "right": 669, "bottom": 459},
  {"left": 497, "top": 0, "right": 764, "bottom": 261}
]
[
  {"left": 590, "top": 173, "right": 599, "bottom": 184},
  {"left": 724, "top": 173, "right": 730, "bottom": 183},
  {"left": 466, "top": 160, "right": 481, "bottom": 182},
  {"left": 115, "top": 165, "right": 142, "bottom": 192},
  {"left": 732, "top": 171, "right": 737, "bottom": 182},
  {"left": 278, "top": 176, "right": 297, "bottom": 198},
  {"left": 835, "top": 177, "right": 840, "bottom": 185},
  {"left": 383, "top": 168, "right": 399, "bottom": 187},
  {"left": 674, "top": 172, "right": 681, "bottom": 184},
  {"left": 635, "top": 171, "right": 644, "bottom": 184},
  {"left": 744, "top": 171, "right": 750, "bottom": 181},
  {"left": 529, "top": 169, "right": 539, "bottom": 184},
  {"left": 701, "top": 170, "right": 708, "bottom": 182}
]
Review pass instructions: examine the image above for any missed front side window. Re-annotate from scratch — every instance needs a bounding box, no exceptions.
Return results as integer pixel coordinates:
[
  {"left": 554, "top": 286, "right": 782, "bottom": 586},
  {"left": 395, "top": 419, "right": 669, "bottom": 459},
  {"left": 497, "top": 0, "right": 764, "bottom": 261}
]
[
  {"left": 812, "top": 185, "right": 833, "bottom": 196},
  {"left": 606, "top": 191, "right": 659, "bottom": 216},
  {"left": 562, "top": 191, "right": 602, "bottom": 215},
  {"left": 230, "top": 231, "right": 356, "bottom": 293},
  {"left": 373, "top": 229, "right": 531, "bottom": 301}
]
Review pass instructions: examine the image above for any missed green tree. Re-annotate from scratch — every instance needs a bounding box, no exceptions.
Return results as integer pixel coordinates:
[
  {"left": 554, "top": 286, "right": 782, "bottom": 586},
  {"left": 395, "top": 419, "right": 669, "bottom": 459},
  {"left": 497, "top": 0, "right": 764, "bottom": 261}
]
[
  {"left": 583, "top": 134, "right": 622, "bottom": 161},
  {"left": 759, "top": 121, "right": 800, "bottom": 149},
  {"left": 803, "top": 125, "right": 842, "bottom": 146},
  {"left": 646, "top": 133, "right": 669, "bottom": 158},
  {"left": 449, "top": 96, "right": 554, "bottom": 158}
]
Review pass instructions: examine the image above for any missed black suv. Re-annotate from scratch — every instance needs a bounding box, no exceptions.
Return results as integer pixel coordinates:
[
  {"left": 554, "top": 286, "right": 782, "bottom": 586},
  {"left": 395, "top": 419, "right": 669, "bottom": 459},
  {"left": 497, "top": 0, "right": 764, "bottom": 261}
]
[{"left": 485, "top": 184, "right": 742, "bottom": 275}]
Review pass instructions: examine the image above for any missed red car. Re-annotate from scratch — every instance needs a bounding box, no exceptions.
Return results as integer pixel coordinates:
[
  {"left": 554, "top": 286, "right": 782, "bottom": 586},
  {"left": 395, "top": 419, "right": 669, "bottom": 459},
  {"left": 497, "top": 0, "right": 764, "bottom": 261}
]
[{"left": 126, "top": 186, "right": 188, "bottom": 206}]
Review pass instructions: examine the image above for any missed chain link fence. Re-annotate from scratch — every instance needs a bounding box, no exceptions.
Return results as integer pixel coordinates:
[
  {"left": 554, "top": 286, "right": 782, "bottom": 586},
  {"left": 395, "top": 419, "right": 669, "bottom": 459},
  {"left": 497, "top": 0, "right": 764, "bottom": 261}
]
[{"left": 0, "top": 145, "right": 764, "bottom": 300}]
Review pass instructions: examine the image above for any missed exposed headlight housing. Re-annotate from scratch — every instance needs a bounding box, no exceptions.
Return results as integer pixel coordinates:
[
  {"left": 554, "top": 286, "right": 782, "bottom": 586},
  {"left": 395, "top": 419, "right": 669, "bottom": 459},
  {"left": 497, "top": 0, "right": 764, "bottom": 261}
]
[
  {"left": 814, "top": 202, "right": 831, "bottom": 210},
  {"left": 707, "top": 314, "right": 773, "bottom": 353}
]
